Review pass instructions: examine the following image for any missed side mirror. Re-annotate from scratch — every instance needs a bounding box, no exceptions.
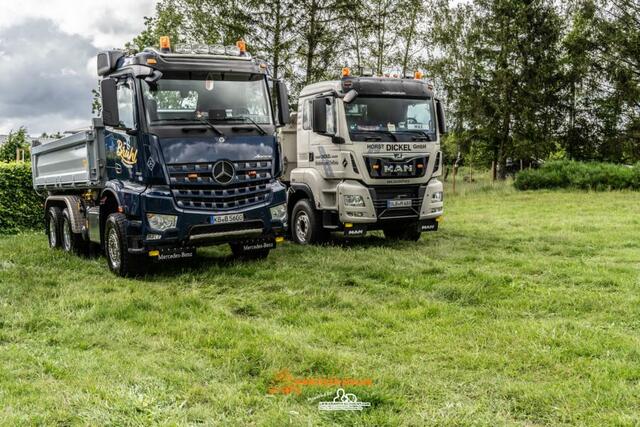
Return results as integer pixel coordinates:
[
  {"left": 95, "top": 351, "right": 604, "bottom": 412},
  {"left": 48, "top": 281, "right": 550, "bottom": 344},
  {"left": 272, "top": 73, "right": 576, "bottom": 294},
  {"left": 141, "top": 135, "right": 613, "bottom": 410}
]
[
  {"left": 275, "top": 80, "right": 290, "bottom": 127},
  {"left": 436, "top": 99, "right": 447, "bottom": 135},
  {"left": 101, "top": 78, "right": 120, "bottom": 127},
  {"left": 343, "top": 89, "right": 358, "bottom": 104},
  {"left": 312, "top": 98, "right": 328, "bottom": 134}
]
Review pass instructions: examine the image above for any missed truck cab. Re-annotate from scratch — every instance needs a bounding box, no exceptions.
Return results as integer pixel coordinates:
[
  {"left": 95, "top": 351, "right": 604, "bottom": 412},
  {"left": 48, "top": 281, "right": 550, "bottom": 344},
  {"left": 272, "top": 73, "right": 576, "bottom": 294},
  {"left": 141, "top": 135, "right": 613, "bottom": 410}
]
[
  {"left": 33, "top": 38, "right": 290, "bottom": 276},
  {"left": 280, "top": 69, "right": 445, "bottom": 243}
]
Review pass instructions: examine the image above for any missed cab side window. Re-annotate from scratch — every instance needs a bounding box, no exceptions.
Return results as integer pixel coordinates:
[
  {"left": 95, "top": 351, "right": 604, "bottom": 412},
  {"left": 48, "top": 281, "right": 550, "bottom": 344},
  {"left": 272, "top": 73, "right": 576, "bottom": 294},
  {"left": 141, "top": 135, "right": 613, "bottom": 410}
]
[{"left": 117, "top": 81, "right": 136, "bottom": 129}]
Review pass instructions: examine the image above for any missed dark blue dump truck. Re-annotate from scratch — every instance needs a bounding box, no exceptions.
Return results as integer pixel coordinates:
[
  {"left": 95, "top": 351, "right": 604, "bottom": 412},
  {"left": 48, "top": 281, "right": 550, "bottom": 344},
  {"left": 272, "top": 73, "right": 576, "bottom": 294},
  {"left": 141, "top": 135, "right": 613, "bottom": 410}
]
[{"left": 31, "top": 38, "right": 290, "bottom": 276}]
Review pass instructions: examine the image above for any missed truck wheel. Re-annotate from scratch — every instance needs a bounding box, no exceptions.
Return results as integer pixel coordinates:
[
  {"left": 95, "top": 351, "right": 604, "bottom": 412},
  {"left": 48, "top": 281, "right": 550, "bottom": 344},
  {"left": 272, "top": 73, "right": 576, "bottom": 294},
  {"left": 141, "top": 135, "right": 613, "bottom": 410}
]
[
  {"left": 229, "top": 243, "right": 271, "bottom": 260},
  {"left": 291, "top": 199, "right": 326, "bottom": 245},
  {"left": 383, "top": 225, "right": 422, "bottom": 242},
  {"left": 104, "top": 213, "right": 144, "bottom": 277},
  {"left": 46, "top": 206, "right": 63, "bottom": 249},
  {"left": 61, "top": 209, "right": 88, "bottom": 255}
]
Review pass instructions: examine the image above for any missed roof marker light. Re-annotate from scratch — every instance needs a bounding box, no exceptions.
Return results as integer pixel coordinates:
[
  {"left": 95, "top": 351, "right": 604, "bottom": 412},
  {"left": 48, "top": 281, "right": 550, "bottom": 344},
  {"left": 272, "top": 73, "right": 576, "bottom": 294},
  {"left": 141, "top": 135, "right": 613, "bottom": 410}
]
[
  {"left": 342, "top": 67, "right": 351, "bottom": 78},
  {"left": 415, "top": 71, "right": 424, "bottom": 80},
  {"left": 236, "top": 39, "right": 247, "bottom": 53},
  {"left": 159, "top": 36, "right": 171, "bottom": 52}
]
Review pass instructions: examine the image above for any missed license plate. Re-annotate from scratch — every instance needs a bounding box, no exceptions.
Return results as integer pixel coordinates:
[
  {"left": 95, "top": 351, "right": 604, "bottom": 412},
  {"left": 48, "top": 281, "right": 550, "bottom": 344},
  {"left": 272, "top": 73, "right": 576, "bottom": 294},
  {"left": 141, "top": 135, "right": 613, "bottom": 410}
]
[
  {"left": 211, "top": 213, "right": 244, "bottom": 224},
  {"left": 387, "top": 199, "right": 412, "bottom": 208}
]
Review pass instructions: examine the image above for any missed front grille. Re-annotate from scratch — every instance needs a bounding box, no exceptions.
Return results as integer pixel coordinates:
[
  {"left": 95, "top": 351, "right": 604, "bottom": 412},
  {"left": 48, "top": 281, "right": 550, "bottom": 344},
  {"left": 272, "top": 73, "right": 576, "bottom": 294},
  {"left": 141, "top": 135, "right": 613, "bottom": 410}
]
[
  {"left": 168, "top": 160, "right": 272, "bottom": 211},
  {"left": 364, "top": 156, "right": 428, "bottom": 179},
  {"left": 369, "top": 185, "right": 424, "bottom": 219}
]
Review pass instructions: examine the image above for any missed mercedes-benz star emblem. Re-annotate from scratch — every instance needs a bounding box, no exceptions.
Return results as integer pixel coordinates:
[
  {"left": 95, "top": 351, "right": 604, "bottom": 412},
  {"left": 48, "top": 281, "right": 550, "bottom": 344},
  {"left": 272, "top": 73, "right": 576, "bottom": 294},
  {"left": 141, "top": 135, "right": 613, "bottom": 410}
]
[{"left": 212, "top": 160, "right": 234, "bottom": 184}]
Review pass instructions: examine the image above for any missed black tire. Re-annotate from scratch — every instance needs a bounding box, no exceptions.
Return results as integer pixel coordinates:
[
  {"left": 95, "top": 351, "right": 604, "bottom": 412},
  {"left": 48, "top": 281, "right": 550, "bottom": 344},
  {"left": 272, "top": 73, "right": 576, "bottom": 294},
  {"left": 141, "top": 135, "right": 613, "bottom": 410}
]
[
  {"left": 383, "top": 224, "right": 422, "bottom": 242},
  {"left": 61, "top": 209, "right": 89, "bottom": 255},
  {"left": 46, "top": 206, "right": 63, "bottom": 249},
  {"left": 291, "top": 199, "right": 326, "bottom": 245},
  {"left": 104, "top": 213, "right": 145, "bottom": 277},
  {"left": 229, "top": 242, "right": 271, "bottom": 260}
]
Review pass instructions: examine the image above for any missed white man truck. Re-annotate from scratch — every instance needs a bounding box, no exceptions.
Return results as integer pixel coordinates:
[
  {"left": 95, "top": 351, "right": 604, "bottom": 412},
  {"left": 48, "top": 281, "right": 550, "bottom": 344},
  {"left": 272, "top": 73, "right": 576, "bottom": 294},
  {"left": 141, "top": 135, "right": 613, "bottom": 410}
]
[{"left": 280, "top": 69, "right": 446, "bottom": 243}]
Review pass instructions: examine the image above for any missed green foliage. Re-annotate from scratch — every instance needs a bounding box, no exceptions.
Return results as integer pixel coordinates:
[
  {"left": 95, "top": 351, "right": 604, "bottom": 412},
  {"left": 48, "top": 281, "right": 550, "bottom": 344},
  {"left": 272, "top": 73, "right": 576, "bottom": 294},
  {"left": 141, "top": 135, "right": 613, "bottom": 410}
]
[
  {"left": 0, "top": 128, "right": 30, "bottom": 162},
  {"left": 514, "top": 160, "right": 640, "bottom": 191},
  {"left": 0, "top": 162, "right": 43, "bottom": 234},
  {"left": 2, "top": 189, "right": 640, "bottom": 424}
]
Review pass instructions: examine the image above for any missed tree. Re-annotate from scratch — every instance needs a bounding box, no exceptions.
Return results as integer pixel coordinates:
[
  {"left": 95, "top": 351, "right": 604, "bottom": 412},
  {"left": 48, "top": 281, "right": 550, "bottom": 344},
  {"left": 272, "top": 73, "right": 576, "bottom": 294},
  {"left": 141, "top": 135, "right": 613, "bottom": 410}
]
[{"left": 0, "top": 128, "right": 29, "bottom": 163}]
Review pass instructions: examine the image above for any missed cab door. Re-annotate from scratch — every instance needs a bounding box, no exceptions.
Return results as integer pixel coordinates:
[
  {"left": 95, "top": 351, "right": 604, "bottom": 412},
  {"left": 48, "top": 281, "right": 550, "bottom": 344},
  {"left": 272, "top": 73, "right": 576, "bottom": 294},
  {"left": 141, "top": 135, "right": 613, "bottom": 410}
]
[
  {"left": 311, "top": 96, "right": 342, "bottom": 180},
  {"left": 104, "top": 78, "right": 142, "bottom": 183}
]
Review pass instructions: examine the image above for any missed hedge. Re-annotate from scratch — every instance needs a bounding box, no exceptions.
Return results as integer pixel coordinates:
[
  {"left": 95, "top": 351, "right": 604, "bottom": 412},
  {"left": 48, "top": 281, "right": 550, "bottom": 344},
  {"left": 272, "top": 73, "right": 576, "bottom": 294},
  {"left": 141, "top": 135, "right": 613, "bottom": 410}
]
[
  {"left": 0, "top": 162, "right": 44, "bottom": 234},
  {"left": 514, "top": 160, "right": 640, "bottom": 191}
]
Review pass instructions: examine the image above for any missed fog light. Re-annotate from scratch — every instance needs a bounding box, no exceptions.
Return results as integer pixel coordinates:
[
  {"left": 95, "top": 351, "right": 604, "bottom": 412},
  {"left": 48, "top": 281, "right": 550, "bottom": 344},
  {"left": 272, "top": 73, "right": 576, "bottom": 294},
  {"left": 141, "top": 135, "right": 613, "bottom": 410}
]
[
  {"left": 344, "top": 194, "right": 365, "bottom": 207},
  {"left": 431, "top": 191, "right": 443, "bottom": 202},
  {"left": 147, "top": 213, "right": 177, "bottom": 231}
]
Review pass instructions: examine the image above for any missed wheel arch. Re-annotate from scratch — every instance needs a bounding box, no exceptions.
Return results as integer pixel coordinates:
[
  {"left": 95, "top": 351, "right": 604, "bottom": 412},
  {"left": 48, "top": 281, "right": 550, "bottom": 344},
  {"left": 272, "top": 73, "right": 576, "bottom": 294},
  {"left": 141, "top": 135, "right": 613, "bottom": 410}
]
[
  {"left": 99, "top": 189, "right": 122, "bottom": 247},
  {"left": 288, "top": 183, "right": 316, "bottom": 219}
]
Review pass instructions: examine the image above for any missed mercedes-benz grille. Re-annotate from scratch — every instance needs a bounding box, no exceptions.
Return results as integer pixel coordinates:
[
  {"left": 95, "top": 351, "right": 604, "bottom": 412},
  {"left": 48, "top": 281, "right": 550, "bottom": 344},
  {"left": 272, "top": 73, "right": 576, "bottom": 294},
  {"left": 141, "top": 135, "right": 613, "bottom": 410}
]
[{"left": 167, "top": 160, "right": 272, "bottom": 210}]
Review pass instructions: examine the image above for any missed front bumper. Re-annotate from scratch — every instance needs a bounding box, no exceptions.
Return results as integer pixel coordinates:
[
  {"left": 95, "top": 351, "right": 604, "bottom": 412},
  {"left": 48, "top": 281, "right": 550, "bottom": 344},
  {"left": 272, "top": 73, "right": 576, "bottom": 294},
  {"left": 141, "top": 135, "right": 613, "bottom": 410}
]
[
  {"left": 126, "top": 181, "right": 287, "bottom": 253},
  {"left": 337, "top": 179, "right": 444, "bottom": 224}
]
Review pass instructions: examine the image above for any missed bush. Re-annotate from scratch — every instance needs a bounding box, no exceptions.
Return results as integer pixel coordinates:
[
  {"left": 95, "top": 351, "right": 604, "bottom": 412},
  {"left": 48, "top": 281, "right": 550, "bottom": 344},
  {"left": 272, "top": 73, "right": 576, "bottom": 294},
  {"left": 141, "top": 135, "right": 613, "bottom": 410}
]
[
  {"left": 0, "top": 162, "right": 43, "bottom": 234},
  {"left": 514, "top": 160, "right": 640, "bottom": 191}
]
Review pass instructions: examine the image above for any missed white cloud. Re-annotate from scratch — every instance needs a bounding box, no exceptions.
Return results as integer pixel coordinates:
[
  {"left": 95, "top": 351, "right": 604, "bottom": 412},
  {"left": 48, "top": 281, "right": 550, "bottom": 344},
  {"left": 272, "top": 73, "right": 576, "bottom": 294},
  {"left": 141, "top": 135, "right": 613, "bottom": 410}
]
[
  {"left": 0, "top": 0, "right": 157, "bottom": 134},
  {"left": 0, "top": 0, "right": 157, "bottom": 49}
]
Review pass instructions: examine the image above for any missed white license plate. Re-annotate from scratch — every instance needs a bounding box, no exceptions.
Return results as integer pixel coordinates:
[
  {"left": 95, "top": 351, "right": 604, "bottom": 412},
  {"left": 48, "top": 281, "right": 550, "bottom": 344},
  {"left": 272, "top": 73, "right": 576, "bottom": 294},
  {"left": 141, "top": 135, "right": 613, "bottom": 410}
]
[
  {"left": 211, "top": 213, "right": 244, "bottom": 224},
  {"left": 387, "top": 199, "right": 412, "bottom": 208}
]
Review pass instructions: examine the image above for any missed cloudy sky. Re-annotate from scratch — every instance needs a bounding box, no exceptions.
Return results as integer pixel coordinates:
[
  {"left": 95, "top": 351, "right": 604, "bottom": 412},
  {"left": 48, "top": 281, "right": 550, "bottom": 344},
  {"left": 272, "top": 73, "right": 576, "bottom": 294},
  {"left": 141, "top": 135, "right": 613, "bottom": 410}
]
[{"left": 0, "top": 0, "right": 157, "bottom": 135}]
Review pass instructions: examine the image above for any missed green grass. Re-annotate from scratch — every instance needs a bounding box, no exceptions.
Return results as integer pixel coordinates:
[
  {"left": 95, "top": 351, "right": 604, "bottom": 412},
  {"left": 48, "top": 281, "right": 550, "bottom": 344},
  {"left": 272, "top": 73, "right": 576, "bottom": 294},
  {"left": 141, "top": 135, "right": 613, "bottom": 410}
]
[{"left": 1, "top": 183, "right": 640, "bottom": 426}]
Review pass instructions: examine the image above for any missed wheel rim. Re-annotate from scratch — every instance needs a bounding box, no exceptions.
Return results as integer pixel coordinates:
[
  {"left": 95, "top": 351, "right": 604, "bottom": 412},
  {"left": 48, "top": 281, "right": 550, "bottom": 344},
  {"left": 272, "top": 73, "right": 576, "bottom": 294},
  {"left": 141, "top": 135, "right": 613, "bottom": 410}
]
[
  {"left": 295, "top": 212, "right": 310, "bottom": 243},
  {"left": 107, "top": 227, "right": 121, "bottom": 269},
  {"left": 48, "top": 215, "right": 57, "bottom": 247},
  {"left": 62, "top": 218, "right": 72, "bottom": 251}
]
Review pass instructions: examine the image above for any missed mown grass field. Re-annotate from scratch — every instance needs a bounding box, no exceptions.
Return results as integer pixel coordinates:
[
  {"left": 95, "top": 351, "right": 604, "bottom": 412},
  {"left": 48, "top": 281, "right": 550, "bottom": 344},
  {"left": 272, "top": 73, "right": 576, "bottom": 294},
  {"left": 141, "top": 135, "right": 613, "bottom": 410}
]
[{"left": 1, "top": 179, "right": 640, "bottom": 426}]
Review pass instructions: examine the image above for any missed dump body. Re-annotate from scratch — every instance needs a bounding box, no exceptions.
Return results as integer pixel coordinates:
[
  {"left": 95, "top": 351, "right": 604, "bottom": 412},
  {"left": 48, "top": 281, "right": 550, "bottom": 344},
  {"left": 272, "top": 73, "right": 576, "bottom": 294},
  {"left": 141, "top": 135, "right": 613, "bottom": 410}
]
[{"left": 31, "top": 119, "right": 106, "bottom": 191}]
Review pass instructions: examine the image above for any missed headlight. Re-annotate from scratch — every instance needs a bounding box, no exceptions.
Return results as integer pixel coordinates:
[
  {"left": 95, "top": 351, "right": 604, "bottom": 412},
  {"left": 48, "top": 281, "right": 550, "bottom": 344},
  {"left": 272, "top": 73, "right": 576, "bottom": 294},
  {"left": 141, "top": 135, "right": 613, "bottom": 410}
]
[
  {"left": 431, "top": 191, "right": 443, "bottom": 202},
  {"left": 146, "top": 213, "right": 177, "bottom": 231},
  {"left": 343, "top": 194, "right": 365, "bottom": 207},
  {"left": 270, "top": 204, "right": 287, "bottom": 222}
]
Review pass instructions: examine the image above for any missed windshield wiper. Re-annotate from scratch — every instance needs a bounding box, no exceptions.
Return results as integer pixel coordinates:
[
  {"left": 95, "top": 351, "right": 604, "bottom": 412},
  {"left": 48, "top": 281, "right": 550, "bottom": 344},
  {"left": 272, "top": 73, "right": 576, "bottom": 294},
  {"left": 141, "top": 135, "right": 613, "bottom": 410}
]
[
  {"left": 237, "top": 116, "right": 267, "bottom": 135},
  {"left": 375, "top": 130, "right": 398, "bottom": 142},
  {"left": 213, "top": 117, "right": 267, "bottom": 135},
  {"left": 196, "top": 118, "right": 225, "bottom": 137}
]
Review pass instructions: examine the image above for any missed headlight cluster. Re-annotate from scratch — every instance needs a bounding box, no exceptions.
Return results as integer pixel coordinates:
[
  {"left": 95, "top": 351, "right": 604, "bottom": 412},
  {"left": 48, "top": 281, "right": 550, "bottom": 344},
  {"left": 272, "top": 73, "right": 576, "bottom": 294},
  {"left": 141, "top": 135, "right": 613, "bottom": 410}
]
[
  {"left": 147, "top": 213, "right": 177, "bottom": 231},
  {"left": 343, "top": 195, "right": 365, "bottom": 207},
  {"left": 431, "top": 191, "right": 444, "bottom": 202},
  {"left": 270, "top": 204, "right": 287, "bottom": 222}
]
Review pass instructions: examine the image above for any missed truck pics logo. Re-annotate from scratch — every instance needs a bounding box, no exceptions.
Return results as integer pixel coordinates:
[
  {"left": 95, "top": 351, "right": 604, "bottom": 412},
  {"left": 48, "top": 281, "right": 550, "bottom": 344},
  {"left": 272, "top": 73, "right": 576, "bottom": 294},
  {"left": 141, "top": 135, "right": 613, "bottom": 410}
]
[
  {"left": 318, "top": 388, "right": 371, "bottom": 411},
  {"left": 116, "top": 139, "right": 138, "bottom": 167},
  {"left": 212, "top": 160, "right": 235, "bottom": 184}
]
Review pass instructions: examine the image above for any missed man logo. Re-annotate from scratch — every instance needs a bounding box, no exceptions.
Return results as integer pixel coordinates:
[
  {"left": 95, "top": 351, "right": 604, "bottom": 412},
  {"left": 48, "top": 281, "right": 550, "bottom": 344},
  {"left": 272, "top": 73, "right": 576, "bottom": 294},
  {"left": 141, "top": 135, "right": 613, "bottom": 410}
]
[
  {"left": 384, "top": 164, "right": 413, "bottom": 174},
  {"left": 212, "top": 160, "right": 235, "bottom": 184}
]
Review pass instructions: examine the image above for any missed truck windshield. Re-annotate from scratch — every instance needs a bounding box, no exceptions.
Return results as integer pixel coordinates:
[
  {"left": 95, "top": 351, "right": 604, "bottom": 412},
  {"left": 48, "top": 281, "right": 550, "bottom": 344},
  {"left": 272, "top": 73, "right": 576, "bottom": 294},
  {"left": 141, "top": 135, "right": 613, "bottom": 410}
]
[
  {"left": 142, "top": 72, "right": 272, "bottom": 126},
  {"left": 345, "top": 97, "right": 435, "bottom": 139}
]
